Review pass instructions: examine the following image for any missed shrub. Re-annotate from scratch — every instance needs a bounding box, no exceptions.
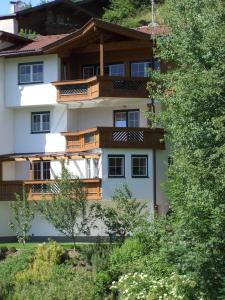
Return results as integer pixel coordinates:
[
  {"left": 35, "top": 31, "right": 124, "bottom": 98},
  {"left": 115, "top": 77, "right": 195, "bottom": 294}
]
[
  {"left": 16, "top": 241, "right": 67, "bottom": 283},
  {"left": 14, "top": 264, "right": 101, "bottom": 300},
  {"left": 111, "top": 272, "right": 204, "bottom": 300},
  {"left": 0, "top": 249, "right": 33, "bottom": 298}
]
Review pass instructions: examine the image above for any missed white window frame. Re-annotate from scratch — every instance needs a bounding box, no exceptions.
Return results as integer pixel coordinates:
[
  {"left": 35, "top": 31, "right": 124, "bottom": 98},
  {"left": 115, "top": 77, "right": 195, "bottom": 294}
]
[
  {"left": 31, "top": 111, "right": 50, "bottom": 134},
  {"left": 19, "top": 62, "right": 43, "bottom": 84},
  {"left": 131, "top": 155, "right": 148, "bottom": 178}
]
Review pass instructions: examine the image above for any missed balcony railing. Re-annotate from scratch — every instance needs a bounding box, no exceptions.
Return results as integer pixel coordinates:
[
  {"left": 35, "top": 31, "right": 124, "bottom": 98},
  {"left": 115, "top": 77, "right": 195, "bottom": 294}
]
[
  {"left": 52, "top": 76, "right": 149, "bottom": 102},
  {"left": 0, "top": 179, "right": 102, "bottom": 202},
  {"left": 62, "top": 127, "right": 165, "bottom": 152}
]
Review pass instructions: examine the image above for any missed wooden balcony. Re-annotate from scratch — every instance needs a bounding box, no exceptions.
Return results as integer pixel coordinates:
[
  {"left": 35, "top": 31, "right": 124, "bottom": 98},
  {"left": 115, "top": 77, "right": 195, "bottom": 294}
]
[
  {"left": 62, "top": 127, "right": 165, "bottom": 152},
  {"left": 0, "top": 179, "right": 102, "bottom": 202},
  {"left": 52, "top": 76, "right": 149, "bottom": 102}
]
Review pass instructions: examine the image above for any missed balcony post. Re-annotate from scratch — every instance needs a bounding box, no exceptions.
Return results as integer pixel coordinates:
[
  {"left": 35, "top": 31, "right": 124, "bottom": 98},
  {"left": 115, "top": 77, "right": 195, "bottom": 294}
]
[
  {"left": 100, "top": 34, "right": 104, "bottom": 76},
  {"left": 28, "top": 161, "right": 33, "bottom": 180}
]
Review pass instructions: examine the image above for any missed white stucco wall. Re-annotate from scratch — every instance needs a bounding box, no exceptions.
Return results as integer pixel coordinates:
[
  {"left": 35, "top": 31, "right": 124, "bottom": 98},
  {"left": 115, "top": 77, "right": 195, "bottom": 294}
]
[
  {"left": 14, "top": 105, "right": 67, "bottom": 153},
  {"left": 0, "top": 18, "right": 18, "bottom": 34},
  {"left": 0, "top": 202, "right": 106, "bottom": 237},
  {"left": 67, "top": 104, "right": 148, "bottom": 131},
  {"left": 0, "top": 57, "right": 14, "bottom": 155},
  {"left": 5, "top": 54, "right": 59, "bottom": 107},
  {"left": 101, "top": 148, "right": 154, "bottom": 212}
]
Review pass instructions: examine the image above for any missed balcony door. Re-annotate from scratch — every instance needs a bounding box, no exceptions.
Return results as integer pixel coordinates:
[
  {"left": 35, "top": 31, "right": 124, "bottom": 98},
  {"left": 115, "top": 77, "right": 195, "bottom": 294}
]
[{"left": 114, "top": 110, "right": 139, "bottom": 128}]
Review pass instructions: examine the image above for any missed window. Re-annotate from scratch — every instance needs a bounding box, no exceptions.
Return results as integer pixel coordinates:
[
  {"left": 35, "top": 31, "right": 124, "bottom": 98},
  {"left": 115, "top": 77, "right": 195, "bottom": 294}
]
[
  {"left": 33, "top": 161, "right": 51, "bottom": 193},
  {"left": 83, "top": 66, "right": 95, "bottom": 79},
  {"left": 33, "top": 161, "right": 51, "bottom": 180},
  {"left": 31, "top": 112, "right": 50, "bottom": 134},
  {"left": 114, "top": 110, "right": 139, "bottom": 128},
  {"left": 82, "top": 63, "right": 124, "bottom": 79},
  {"left": 108, "top": 155, "right": 125, "bottom": 177},
  {"left": 104, "top": 64, "right": 124, "bottom": 76},
  {"left": 19, "top": 62, "right": 43, "bottom": 84},
  {"left": 131, "top": 61, "right": 152, "bottom": 77},
  {"left": 131, "top": 155, "right": 148, "bottom": 177}
]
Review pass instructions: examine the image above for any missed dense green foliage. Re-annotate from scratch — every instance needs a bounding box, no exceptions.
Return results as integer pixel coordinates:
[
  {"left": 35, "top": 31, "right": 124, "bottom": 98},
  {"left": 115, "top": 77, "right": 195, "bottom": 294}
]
[{"left": 103, "top": 0, "right": 152, "bottom": 28}]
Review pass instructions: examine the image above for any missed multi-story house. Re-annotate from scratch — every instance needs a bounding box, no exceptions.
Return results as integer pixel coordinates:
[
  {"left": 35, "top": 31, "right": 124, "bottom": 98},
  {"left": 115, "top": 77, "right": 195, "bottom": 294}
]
[{"left": 0, "top": 1, "right": 169, "bottom": 241}]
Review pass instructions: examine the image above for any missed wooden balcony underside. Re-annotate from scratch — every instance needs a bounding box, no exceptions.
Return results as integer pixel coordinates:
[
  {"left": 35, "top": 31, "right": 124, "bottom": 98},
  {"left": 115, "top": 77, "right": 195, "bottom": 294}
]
[
  {"left": 52, "top": 76, "right": 149, "bottom": 102},
  {"left": 62, "top": 127, "right": 165, "bottom": 152},
  {"left": 0, "top": 179, "right": 102, "bottom": 202}
]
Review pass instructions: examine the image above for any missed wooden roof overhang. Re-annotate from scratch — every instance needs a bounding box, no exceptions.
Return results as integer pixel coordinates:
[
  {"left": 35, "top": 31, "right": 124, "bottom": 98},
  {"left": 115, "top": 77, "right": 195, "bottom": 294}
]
[
  {"left": 0, "top": 152, "right": 100, "bottom": 162},
  {"left": 0, "top": 31, "right": 31, "bottom": 45},
  {"left": 44, "top": 18, "right": 153, "bottom": 56}
]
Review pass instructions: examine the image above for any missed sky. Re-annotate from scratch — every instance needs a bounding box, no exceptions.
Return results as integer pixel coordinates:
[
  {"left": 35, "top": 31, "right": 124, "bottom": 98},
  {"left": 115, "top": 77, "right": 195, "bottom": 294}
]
[{"left": 0, "top": 0, "right": 42, "bottom": 15}]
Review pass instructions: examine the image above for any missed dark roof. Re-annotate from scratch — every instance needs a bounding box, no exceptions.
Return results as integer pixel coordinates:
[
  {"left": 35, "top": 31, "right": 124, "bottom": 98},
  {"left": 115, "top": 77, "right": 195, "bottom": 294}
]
[
  {"left": 0, "top": 33, "right": 68, "bottom": 57},
  {"left": 0, "top": 30, "right": 32, "bottom": 44},
  {"left": 0, "top": 0, "right": 97, "bottom": 20},
  {"left": 0, "top": 18, "right": 152, "bottom": 57}
]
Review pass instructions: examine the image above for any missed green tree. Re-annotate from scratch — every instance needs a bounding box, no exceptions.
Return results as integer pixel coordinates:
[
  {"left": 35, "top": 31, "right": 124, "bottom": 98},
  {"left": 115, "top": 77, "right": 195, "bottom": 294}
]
[
  {"left": 146, "top": 0, "right": 225, "bottom": 297},
  {"left": 102, "top": 0, "right": 150, "bottom": 27},
  {"left": 92, "top": 185, "right": 146, "bottom": 242},
  {"left": 38, "top": 166, "right": 92, "bottom": 251},
  {"left": 9, "top": 189, "right": 35, "bottom": 245}
]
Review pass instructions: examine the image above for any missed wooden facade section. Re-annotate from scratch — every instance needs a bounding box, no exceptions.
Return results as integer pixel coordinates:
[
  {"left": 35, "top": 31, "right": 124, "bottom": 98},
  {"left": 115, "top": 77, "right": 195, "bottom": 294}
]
[
  {"left": 63, "top": 127, "right": 165, "bottom": 152},
  {"left": 53, "top": 76, "right": 149, "bottom": 102},
  {"left": 0, "top": 179, "right": 102, "bottom": 202}
]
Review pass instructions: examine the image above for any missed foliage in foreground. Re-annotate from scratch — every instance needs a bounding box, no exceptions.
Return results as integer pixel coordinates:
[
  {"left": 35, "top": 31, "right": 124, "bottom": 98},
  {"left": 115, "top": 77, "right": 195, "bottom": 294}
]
[
  {"left": 9, "top": 189, "right": 35, "bottom": 245},
  {"left": 92, "top": 184, "right": 146, "bottom": 242},
  {"left": 38, "top": 167, "right": 92, "bottom": 250}
]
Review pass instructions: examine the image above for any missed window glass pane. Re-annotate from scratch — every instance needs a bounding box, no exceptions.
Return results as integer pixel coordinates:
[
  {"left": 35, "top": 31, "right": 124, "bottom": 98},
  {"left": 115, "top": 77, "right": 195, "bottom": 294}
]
[
  {"left": 131, "top": 62, "right": 151, "bottom": 77},
  {"left": 42, "top": 113, "right": 50, "bottom": 131},
  {"left": 109, "top": 64, "right": 124, "bottom": 76},
  {"left": 33, "top": 162, "right": 41, "bottom": 180},
  {"left": 19, "top": 65, "right": 31, "bottom": 83},
  {"left": 114, "top": 112, "right": 127, "bottom": 127},
  {"left": 33, "top": 64, "right": 43, "bottom": 82},
  {"left": 43, "top": 161, "right": 50, "bottom": 180},
  {"left": 128, "top": 111, "right": 139, "bottom": 127},
  {"left": 132, "top": 157, "right": 147, "bottom": 177},
  {"left": 32, "top": 114, "right": 41, "bottom": 132},
  {"left": 83, "top": 66, "right": 95, "bottom": 79}
]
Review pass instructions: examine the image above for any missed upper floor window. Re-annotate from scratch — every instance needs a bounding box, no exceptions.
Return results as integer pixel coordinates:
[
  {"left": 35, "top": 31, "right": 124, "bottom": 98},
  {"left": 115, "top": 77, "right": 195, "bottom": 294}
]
[
  {"left": 31, "top": 111, "right": 50, "bottom": 134},
  {"left": 104, "top": 64, "right": 124, "bottom": 76},
  {"left": 82, "top": 63, "right": 124, "bottom": 79},
  {"left": 131, "top": 61, "right": 152, "bottom": 77},
  {"left": 114, "top": 110, "right": 139, "bottom": 128},
  {"left": 19, "top": 62, "right": 43, "bottom": 84}
]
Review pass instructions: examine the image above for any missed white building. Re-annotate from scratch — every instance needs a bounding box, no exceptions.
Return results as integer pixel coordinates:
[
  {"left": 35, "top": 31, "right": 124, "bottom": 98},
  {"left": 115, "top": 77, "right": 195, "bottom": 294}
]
[{"left": 0, "top": 6, "right": 169, "bottom": 241}]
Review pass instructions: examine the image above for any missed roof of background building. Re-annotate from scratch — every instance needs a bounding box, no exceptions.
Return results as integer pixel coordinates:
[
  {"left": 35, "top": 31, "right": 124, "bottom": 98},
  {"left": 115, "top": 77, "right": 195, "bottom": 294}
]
[{"left": 136, "top": 25, "right": 170, "bottom": 36}]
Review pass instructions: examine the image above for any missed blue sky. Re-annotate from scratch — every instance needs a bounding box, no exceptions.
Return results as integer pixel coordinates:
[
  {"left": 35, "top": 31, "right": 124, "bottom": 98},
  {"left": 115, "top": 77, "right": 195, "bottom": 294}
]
[{"left": 1, "top": 0, "right": 42, "bottom": 15}]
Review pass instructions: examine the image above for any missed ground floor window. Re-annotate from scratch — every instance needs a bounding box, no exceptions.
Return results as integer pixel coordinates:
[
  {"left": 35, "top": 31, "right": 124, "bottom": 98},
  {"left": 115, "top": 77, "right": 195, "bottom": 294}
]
[
  {"left": 108, "top": 155, "right": 125, "bottom": 177},
  {"left": 131, "top": 155, "right": 148, "bottom": 177},
  {"left": 32, "top": 161, "right": 51, "bottom": 193}
]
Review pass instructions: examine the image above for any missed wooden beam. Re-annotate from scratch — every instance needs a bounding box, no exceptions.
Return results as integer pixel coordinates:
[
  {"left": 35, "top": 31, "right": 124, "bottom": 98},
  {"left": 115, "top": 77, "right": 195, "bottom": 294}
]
[
  {"left": 100, "top": 34, "right": 104, "bottom": 76},
  {"left": 79, "top": 40, "right": 152, "bottom": 54}
]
